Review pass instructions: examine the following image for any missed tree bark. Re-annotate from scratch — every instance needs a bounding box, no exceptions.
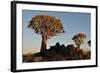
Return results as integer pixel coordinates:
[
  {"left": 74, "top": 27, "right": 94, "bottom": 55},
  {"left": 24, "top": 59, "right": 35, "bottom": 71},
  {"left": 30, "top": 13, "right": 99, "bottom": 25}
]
[
  {"left": 76, "top": 45, "right": 80, "bottom": 52},
  {"left": 40, "top": 36, "right": 47, "bottom": 53}
]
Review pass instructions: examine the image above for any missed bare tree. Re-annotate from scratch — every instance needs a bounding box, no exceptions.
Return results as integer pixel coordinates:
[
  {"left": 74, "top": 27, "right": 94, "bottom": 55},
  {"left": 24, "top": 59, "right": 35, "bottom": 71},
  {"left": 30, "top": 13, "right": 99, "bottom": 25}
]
[
  {"left": 28, "top": 15, "right": 64, "bottom": 52},
  {"left": 72, "top": 33, "right": 86, "bottom": 49}
]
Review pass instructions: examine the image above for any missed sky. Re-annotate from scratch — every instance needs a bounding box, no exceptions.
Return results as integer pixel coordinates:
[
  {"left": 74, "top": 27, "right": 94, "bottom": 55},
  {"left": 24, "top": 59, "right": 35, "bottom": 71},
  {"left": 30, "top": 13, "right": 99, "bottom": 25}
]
[{"left": 22, "top": 10, "right": 91, "bottom": 54}]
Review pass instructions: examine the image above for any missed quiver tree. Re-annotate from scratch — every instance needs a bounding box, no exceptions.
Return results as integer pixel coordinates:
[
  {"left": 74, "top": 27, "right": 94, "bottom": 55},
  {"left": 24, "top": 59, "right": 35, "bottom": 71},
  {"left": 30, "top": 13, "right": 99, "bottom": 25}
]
[
  {"left": 28, "top": 15, "right": 64, "bottom": 52},
  {"left": 72, "top": 33, "right": 86, "bottom": 49}
]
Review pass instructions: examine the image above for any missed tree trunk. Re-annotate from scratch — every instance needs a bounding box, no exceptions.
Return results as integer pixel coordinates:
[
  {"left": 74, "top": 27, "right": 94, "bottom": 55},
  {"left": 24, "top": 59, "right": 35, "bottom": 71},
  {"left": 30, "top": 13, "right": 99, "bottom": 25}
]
[
  {"left": 40, "top": 36, "right": 47, "bottom": 53},
  {"left": 76, "top": 45, "right": 80, "bottom": 52}
]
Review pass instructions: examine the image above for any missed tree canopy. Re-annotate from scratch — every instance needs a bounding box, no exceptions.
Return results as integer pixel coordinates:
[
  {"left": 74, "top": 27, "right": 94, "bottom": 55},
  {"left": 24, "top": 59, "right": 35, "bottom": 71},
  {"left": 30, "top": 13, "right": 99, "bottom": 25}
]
[
  {"left": 72, "top": 33, "right": 86, "bottom": 47},
  {"left": 28, "top": 15, "right": 64, "bottom": 40}
]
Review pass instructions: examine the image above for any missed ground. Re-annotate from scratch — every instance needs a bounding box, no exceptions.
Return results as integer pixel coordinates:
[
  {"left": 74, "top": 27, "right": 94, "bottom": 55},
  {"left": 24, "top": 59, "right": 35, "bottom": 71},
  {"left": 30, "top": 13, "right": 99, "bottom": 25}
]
[{"left": 23, "top": 43, "right": 91, "bottom": 62}]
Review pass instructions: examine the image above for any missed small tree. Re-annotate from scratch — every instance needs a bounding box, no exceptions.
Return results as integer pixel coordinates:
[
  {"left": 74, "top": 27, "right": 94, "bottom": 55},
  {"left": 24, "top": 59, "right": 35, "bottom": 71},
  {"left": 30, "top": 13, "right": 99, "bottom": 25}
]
[
  {"left": 28, "top": 15, "right": 64, "bottom": 52},
  {"left": 88, "top": 40, "right": 91, "bottom": 47},
  {"left": 72, "top": 33, "right": 86, "bottom": 49}
]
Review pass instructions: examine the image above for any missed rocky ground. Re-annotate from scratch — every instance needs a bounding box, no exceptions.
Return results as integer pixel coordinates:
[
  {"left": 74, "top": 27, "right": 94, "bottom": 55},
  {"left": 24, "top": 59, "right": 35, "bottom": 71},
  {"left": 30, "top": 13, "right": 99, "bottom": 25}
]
[{"left": 23, "top": 43, "right": 91, "bottom": 62}]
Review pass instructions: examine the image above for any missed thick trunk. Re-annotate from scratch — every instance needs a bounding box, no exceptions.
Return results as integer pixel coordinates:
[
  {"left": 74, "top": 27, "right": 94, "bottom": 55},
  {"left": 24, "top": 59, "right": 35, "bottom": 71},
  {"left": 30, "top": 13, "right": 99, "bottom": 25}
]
[
  {"left": 77, "top": 45, "right": 80, "bottom": 48},
  {"left": 40, "top": 36, "right": 47, "bottom": 52},
  {"left": 76, "top": 45, "right": 80, "bottom": 51}
]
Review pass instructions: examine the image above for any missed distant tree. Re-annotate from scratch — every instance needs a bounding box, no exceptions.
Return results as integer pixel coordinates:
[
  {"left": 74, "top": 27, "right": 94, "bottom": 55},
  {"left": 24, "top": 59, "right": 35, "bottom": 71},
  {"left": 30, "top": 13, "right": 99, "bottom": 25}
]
[
  {"left": 28, "top": 15, "right": 64, "bottom": 52},
  {"left": 88, "top": 40, "right": 91, "bottom": 47},
  {"left": 72, "top": 33, "right": 86, "bottom": 49},
  {"left": 55, "top": 42, "right": 60, "bottom": 47}
]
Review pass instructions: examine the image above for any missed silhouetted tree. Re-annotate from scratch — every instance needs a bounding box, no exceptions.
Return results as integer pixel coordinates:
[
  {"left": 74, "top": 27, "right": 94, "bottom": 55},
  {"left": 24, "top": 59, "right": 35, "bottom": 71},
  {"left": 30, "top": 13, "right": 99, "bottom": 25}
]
[
  {"left": 88, "top": 40, "right": 91, "bottom": 47},
  {"left": 72, "top": 33, "right": 86, "bottom": 49},
  {"left": 55, "top": 42, "right": 60, "bottom": 47},
  {"left": 28, "top": 15, "right": 64, "bottom": 52}
]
